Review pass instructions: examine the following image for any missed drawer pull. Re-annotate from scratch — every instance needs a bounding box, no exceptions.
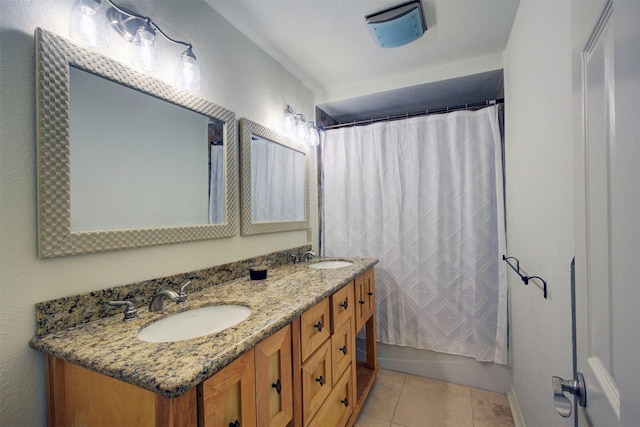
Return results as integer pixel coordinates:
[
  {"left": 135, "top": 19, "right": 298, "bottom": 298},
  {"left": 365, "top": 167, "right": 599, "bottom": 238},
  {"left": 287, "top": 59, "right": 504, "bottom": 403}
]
[
  {"left": 315, "top": 375, "right": 324, "bottom": 386},
  {"left": 341, "top": 397, "right": 349, "bottom": 407},
  {"left": 272, "top": 379, "right": 282, "bottom": 394},
  {"left": 367, "top": 291, "right": 373, "bottom": 296},
  {"left": 339, "top": 300, "right": 348, "bottom": 309},
  {"left": 314, "top": 321, "right": 323, "bottom": 332},
  {"left": 339, "top": 345, "right": 347, "bottom": 355},
  {"left": 229, "top": 421, "right": 240, "bottom": 427},
  {"left": 359, "top": 300, "right": 365, "bottom": 305}
]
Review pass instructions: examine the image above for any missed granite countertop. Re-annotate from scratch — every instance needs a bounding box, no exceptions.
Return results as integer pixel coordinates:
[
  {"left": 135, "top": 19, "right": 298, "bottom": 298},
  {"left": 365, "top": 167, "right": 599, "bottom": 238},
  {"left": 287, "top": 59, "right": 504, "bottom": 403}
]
[{"left": 30, "top": 257, "right": 377, "bottom": 398}]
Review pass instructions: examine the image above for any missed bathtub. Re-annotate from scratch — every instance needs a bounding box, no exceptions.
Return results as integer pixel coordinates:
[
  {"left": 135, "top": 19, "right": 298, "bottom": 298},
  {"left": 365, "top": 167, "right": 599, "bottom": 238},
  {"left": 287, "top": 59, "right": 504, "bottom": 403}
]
[{"left": 357, "top": 339, "right": 512, "bottom": 393}]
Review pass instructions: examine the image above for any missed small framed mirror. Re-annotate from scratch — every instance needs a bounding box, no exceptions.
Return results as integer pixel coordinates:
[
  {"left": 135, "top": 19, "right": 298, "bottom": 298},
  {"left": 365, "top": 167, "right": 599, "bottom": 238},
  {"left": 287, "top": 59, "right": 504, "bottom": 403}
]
[
  {"left": 239, "top": 118, "right": 309, "bottom": 235},
  {"left": 35, "top": 28, "right": 238, "bottom": 257}
]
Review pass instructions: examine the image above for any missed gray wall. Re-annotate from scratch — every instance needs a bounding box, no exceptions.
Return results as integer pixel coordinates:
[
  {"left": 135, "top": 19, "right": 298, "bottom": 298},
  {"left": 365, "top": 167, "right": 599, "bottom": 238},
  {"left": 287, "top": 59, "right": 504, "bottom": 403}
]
[{"left": 0, "top": 1, "right": 315, "bottom": 425}]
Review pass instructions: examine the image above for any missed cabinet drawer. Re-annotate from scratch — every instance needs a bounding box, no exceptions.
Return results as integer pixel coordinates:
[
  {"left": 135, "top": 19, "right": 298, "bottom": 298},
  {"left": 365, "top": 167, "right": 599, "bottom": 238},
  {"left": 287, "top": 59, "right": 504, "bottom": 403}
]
[
  {"left": 306, "top": 366, "right": 353, "bottom": 427},
  {"left": 301, "top": 339, "right": 332, "bottom": 424},
  {"left": 331, "top": 318, "right": 353, "bottom": 386},
  {"left": 300, "top": 298, "right": 330, "bottom": 362},
  {"left": 330, "top": 281, "right": 354, "bottom": 333}
]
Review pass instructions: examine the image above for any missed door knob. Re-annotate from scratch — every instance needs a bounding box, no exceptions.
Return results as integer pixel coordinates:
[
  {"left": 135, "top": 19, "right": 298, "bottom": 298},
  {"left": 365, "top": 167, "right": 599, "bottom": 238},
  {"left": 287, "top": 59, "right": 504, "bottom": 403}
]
[{"left": 552, "top": 372, "right": 587, "bottom": 417}]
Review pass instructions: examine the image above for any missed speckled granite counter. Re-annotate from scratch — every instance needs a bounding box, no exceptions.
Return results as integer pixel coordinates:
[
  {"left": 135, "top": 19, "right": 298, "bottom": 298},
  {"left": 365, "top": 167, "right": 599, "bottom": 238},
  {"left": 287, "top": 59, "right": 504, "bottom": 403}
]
[{"left": 30, "top": 257, "right": 377, "bottom": 398}]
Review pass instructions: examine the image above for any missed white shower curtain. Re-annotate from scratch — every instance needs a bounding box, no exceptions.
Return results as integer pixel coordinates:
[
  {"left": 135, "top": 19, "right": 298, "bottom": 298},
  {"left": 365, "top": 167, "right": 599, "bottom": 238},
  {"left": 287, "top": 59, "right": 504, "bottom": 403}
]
[
  {"left": 251, "top": 136, "right": 305, "bottom": 222},
  {"left": 322, "top": 106, "right": 508, "bottom": 364},
  {"left": 208, "top": 144, "right": 225, "bottom": 224}
]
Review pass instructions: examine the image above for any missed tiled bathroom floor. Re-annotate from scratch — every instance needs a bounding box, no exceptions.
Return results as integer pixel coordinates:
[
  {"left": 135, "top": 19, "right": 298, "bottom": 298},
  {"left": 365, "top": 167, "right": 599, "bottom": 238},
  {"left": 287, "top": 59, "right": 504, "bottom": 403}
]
[{"left": 355, "top": 369, "right": 515, "bottom": 427}]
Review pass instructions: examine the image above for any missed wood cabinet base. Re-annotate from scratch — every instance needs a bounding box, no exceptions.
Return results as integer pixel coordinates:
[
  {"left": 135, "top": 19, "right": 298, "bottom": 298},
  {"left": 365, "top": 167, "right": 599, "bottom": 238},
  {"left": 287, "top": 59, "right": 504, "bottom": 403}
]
[{"left": 46, "top": 355, "right": 197, "bottom": 427}]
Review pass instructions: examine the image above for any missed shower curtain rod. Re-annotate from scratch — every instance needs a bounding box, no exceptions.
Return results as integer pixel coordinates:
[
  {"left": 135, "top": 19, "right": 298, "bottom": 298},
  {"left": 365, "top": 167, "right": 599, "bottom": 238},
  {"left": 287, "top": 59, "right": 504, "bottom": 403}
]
[{"left": 323, "top": 98, "right": 504, "bottom": 130}]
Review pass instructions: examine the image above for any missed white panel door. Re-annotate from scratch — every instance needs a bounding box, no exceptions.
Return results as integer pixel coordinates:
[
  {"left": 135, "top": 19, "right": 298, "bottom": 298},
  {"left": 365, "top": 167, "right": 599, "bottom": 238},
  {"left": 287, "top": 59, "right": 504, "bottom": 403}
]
[{"left": 573, "top": 0, "right": 640, "bottom": 426}]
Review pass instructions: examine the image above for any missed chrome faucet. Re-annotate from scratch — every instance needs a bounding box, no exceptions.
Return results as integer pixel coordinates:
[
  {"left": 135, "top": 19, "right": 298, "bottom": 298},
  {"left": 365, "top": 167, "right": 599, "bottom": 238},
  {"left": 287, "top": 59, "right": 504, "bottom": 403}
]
[
  {"left": 300, "top": 251, "right": 316, "bottom": 262},
  {"left": 149, "top": 289, "right": 180, "bottom": 312},
  {"left": 176, "top": 280, "right": 192, "bottom": 304}
]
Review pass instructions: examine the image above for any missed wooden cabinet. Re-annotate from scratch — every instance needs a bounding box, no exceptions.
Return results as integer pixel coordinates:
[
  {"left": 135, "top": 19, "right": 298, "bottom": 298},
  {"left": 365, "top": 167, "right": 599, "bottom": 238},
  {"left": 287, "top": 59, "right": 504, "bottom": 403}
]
[
  {"left": 291, "top": 275, "right": 375, "bottom": 427},
  {"left": 201, "top": 349, "right": 256, "bottom": 427},
  {"left": 255, "top": 325, "right": 293, "bottom": 427},
  {"left": 43, "top": 267, "right": 375, "bottom": 427}
]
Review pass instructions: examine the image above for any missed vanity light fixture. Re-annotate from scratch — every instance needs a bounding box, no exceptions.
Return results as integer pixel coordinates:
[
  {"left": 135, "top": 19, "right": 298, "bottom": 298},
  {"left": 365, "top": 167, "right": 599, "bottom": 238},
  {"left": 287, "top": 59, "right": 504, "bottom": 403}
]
[
  {"left": 365, "top": 0, "right": 427, "bottom": 48},
  {"left": 283, "top": 105, "right": 320, "bottom": 146},
  {"left": 68, "top": 0, "right": 201, "bottom": 91}
]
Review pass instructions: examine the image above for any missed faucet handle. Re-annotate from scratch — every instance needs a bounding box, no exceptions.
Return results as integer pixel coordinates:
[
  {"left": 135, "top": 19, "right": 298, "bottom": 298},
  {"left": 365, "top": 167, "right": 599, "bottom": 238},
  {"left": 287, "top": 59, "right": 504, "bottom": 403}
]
[
  {"left": 290, "top": 254, "right": 300, "bottom": 265},
  {"left": 177, "top": 280, "right": 192, "bottom": 304},
  {"left": 108, "top": 300, "right": 138, "bottom": 321}
]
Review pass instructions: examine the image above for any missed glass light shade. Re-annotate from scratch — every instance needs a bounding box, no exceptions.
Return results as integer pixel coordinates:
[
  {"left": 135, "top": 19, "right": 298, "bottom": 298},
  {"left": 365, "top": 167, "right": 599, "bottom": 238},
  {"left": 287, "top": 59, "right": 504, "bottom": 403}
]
[
  {"left": 283, "top": 108, "right": 295, "bottom": 136},
  {"left": 296, "top": 117, "right": 309, "bottom": 142},
  {"left": 175, "top": 50, "right": 201, "bottom": 91},
  {"left": 69, "top": 0, "right": 109, "bottom": 48},
  {"left": 308, "top": 125, "right": 320, "bottom": 146},
  {"left": 131, "top": 26, "right": 162, "bottom": 72}
]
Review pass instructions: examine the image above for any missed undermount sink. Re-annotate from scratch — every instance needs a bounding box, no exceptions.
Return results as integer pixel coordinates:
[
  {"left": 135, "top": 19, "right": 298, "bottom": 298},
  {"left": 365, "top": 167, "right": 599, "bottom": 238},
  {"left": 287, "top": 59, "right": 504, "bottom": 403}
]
[
  {"left": 137, "top": 305, "right": 251, "bottom": 343},
  {"left": 309, "top": 260, "right": 353, "bottom": 269}
]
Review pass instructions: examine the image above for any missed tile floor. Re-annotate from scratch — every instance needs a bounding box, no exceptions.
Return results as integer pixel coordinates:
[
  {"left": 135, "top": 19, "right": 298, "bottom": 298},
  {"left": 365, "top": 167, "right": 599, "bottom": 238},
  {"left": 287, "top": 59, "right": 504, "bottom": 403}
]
[{"left": 355, "top": 369, "right": 515, "bottom": 427}]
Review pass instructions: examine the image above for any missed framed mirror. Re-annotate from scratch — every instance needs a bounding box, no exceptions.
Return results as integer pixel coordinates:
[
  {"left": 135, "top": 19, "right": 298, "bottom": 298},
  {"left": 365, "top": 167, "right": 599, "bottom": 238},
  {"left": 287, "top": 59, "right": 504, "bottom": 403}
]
[
  {"left": 239, "top": 118, "right": 309, "bottom": 235},
  {"left": 35, "top": 28, "right": 238, "bottom": 258}
]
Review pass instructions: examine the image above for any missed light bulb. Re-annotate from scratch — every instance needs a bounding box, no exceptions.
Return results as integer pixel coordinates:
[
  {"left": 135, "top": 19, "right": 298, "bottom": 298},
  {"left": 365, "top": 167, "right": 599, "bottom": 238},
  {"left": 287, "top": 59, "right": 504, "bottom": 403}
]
[
  {"left": 131, "top": 25, "right": 162, "bottom": 72},
  {"left": 69, "top": 0, "right": 109, "bottom": 48},
  {"left": 175, "top": 48, "right": 201, "bottom": 91}
]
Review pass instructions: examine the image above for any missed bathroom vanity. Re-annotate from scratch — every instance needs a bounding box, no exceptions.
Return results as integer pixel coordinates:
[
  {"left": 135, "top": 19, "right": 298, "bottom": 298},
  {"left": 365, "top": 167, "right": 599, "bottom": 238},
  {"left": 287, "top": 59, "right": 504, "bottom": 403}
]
[{"left": 32, "top": 258, "right": 378, "bottom": 427}]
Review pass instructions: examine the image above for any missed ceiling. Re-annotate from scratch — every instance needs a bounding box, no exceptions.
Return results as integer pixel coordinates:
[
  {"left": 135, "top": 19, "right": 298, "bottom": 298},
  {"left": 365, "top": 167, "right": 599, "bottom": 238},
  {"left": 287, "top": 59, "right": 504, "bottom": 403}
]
[{"left": 205, "top": 0, "right": 519, "bottom": 122}]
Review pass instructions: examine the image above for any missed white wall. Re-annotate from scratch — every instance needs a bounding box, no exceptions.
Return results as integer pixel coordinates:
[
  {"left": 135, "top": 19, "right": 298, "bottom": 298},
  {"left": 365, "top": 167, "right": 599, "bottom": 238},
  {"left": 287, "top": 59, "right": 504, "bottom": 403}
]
[
  {"left": 503, "top": 1, "right": 575, "bottom": 426},
  {"left": 0, "top": 1, "right": 315, "bottom": 425}
]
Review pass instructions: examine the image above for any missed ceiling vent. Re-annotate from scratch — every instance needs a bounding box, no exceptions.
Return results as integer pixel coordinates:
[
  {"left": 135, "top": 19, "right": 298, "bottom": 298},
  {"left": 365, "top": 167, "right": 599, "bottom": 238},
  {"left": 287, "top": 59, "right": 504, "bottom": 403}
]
[{"left": 365, "top": 0, "right": 428, "bottom": 48}]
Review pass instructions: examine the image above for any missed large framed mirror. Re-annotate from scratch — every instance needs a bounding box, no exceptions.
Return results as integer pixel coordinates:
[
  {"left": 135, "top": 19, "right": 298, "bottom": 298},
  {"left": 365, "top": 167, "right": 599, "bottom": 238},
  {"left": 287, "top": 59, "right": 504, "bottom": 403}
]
[
  {"left": 239, "top": 118, "right": 309, "bottom": 235},
  {"left": 35, "top": 28, "right": 238, "bottom": 258}
]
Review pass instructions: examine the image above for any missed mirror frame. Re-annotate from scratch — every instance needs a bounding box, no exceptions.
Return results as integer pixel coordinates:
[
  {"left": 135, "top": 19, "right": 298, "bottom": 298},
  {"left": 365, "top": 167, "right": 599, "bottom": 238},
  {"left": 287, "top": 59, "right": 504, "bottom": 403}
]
[
  {"left": 239, "top": 118, "right": 310, "bottom": 235},
  {"left": 35, "top": 28, "right": 238, "bottom": 258}
]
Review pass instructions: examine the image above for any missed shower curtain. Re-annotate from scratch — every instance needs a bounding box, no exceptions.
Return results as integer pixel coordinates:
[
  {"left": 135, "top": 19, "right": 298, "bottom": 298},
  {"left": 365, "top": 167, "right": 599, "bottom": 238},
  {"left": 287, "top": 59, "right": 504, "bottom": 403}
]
[
  {"left": 251, "top": 136, "right": 305, "bottom": 221},
  {"left": 322, "top": 106, "right": 508, "bottom": 364},
  {"left": 208, "top": 144, "right": 225, "bottom": 224}
]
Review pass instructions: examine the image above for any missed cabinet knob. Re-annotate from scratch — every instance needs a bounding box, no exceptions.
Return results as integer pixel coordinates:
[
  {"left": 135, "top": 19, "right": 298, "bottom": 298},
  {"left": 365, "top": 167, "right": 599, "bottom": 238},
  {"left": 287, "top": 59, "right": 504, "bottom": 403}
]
[
  {"left": 315, "top": 376, "right": 324, "bottom": 386},
  {"left": 339, "top": 300, "right": 348, "bottom": 309},
  {"left": 367, "top": 291, "right": 373, "bottom": 296},
  {"left": 314, "top": 321, "right": 323, "bottom": 332},
  {"left": 229, "top": 421, "right": 240, "bottom": 427},
  {"left": 272, "top": 379, "right": 282, "bottom": 394},
  {"left": 339, "top": 345, "right": 347, "bottom": 355},
  {"left": 359, "top": 300, "right": 365, "bottom": 305},
  {"left": 341, "top": 397, "right": 349, "bottom": 407}
]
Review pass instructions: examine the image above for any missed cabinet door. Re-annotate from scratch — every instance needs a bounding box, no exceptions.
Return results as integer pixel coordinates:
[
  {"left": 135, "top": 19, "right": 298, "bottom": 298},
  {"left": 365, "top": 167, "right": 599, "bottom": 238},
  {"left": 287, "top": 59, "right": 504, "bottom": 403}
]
[
  {"left": 306, "top": 367, "right": 353, "bottom": 427},
  {"left": 301, "top": 340, "right": 332, "bottom": 424},
  {"left": 330, "top": 281, "right": 354, "bottom": 333},
  {"left": 201, "top": 349, "right": 256, "bottom": 427},
  {"left": 255, "top": 325, "right": 293, "bottom": 427},
  {"left": 354, "top": 274, "right": 367, "bottom": 332},
  {"left": 363, "top": 268, "right": 375, "bottom": 320},
  {"left": 300, "top": 298, "right": 330, "bottom": 362}
]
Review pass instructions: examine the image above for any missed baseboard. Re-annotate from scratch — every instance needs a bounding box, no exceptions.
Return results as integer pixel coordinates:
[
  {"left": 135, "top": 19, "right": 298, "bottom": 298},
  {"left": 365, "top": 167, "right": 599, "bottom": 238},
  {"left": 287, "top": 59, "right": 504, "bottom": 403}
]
[{"left": 508, "top": 385, "right": 526, "bottom": 427}]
